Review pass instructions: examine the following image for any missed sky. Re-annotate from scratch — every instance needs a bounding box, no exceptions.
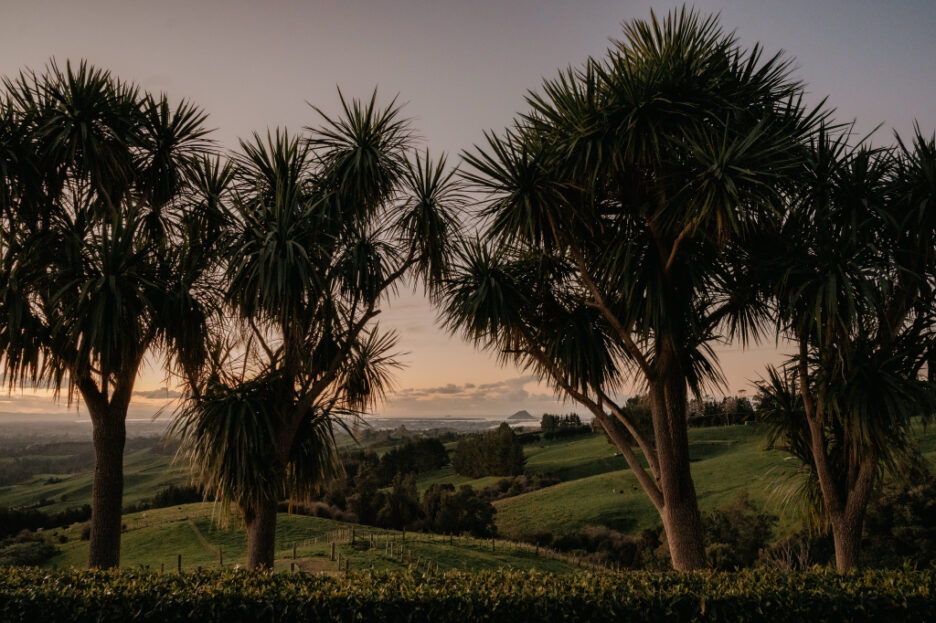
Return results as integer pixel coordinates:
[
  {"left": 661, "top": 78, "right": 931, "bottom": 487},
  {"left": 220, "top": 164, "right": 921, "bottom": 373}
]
[{"left": 1, "top": 0, "right": 935, "bottom": 420}]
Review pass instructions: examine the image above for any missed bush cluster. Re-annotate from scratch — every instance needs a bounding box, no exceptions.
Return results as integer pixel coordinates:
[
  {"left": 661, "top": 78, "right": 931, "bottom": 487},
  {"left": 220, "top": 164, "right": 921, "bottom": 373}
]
[
  {"left": 0, "top": 506, "right": 92, "bottom": 539},
  {"left": 540, "top": 414, "right": 591, "bottom": 440},
  {"left": 288, "top": 475, "right": 496, "bottom": 537},
  {"left": 0, "top": 568, "right": 933, "bottom": 622},
  {"left": 452, "top": 424, "right": 525, "bottom": 478},
  {"left": 124, "top": 485, "right": 204, "bottom": 513},
  {"left": 526, "top": 492, "right": 782, "bottom": 571},
  {"left": 375, "top": 439, "right": 449, "bottom": 483},
  {"left": 479, "top": 474, "right": 560, "bottom": 502}
]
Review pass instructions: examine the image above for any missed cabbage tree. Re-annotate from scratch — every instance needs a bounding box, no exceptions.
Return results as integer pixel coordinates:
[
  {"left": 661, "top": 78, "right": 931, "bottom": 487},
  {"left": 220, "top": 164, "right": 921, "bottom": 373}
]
[
  {"left": 0, "top": 61, "right": 221, "bottom": 568},
  {"left": 444, "top": 9, "right": 823, "bottom": 570},
  {"left": 173, "top": 93, "right": 462, "bottom": 569}
]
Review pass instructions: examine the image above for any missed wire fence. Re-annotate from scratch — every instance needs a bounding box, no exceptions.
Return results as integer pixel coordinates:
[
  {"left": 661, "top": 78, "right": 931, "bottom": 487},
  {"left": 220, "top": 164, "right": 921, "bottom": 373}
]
[{"left": 128, "top": 509, "right": 621, "bottom": 576}]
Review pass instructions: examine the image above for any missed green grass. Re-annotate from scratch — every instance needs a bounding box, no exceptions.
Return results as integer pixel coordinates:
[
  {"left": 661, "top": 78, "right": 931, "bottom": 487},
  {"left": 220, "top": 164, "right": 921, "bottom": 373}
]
[
  {"left": 45, "top": 503, "right": 582, "bottom": 574},
  {"left": 494, "top": 425, "right": 808, "bottom": 539},
  {"left": 0, "top": 448, "right": 185, "bottom": 513},
  {"left": 7, "top": 421, "right": 936, "bottom": 549}
]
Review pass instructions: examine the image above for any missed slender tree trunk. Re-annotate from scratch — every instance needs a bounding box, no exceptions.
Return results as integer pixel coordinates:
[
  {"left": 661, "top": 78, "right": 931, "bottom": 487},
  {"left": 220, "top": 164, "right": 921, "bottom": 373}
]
[
  {"left": 245, "top": 497, "right": 278, "bottom": 570},
  {"left": 648, "top": 345, "right": 706, "bottom": 571},
  {"left": 661, "top": 491, "right": 706, "bottom": 570},
  {"left": 830, "top": 514, "right": 863, "bottom": 570},
  {"left": 88, "top": 408, "right": 126, "bottom": 569}
]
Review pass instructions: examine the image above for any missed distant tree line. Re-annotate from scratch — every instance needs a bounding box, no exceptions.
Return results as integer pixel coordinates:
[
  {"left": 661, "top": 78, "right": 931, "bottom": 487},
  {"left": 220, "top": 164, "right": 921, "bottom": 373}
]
[
  {"left": 123, "top": 485, "right": 204, "bottom": 513},
  {"left": 0, "top": 505, "right": 92, "bottom": 539},
  {"left": 540, "top": 413, "right": 591, "bottom": 440},
  {"left": 478, "top": 474, "right": 560, "bottom": 501},
  {"left": 375, "top": 439, "right": 450, "bottom": 482},
  {"left": 289, "top": 473, "right": 496, "bottom": 537},
  {"left": 452, "top": 424, "right": 525, "bottom": 478},
  {"left": 283, "top": 437, "right": 495, "bottom": 537},
  {"left": 688, "top": 397, "right": 756, "bottom": 427}
]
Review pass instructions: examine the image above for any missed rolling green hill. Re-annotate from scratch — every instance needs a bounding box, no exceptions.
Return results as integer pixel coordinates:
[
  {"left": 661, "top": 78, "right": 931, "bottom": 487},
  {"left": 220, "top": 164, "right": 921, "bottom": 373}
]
[
  {"left": 4, "top": 421, "right": 935, "bottom": 546},
  {"left": 0, "top": 448, "right": 186, "bottom": 513},
  {"left": 44, "top": 503, "right": 583, "bottom": 574}
]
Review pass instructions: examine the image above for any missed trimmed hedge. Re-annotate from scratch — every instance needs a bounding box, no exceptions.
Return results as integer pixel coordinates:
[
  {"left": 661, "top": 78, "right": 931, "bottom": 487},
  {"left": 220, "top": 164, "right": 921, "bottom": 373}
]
[{"left": 0, "top": 567, "right": 933, "bottom": 622}]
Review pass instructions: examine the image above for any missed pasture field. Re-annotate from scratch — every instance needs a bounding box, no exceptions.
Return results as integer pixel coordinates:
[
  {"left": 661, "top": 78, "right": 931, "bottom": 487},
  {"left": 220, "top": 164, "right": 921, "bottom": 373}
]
[
  {"left": 4, "top": 421, "right": 934, "bottom": 544},
  {"left": 43, "top": 503, "right": 582, "bottom": 574}
]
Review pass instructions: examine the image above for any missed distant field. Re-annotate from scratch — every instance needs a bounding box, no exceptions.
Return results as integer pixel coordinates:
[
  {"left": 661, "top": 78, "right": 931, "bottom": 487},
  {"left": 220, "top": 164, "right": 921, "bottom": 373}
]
[
  {"left": 4, "top": 421, "right": 935, "bottom": 544},
  {"left": 494, "top": 425, "right": 799, "bottom": 538},
  {"left": 45, "top": 503, "right": 582, "bottom": 574},
  {"left": 0, "top": 448, "right": 186, "bottom": 513}
]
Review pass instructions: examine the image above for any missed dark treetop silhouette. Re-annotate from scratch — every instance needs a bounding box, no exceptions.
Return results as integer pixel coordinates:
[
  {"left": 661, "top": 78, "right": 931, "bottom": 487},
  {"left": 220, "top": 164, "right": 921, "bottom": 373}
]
[
  {"left": 443, "top": 8, "right": 825, "bottom": 570},
  {"left": 0, "top": 61, "right": 221, "bottom": 568},
  {"left": 172, "top": 92, "right": 463, "bottom": 569}
]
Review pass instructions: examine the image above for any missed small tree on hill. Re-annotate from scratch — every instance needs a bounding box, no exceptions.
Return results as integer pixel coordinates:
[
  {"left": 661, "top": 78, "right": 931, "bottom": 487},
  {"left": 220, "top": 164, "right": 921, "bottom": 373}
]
[
  {"left": 173, "top": 92, "right": 462, "bottom": 569},
  {"left": 453, "top": 423, "right": 525, "bottom": 478},
  {"left": 757, "top": 128, "right": 936, "bottom": 569}
]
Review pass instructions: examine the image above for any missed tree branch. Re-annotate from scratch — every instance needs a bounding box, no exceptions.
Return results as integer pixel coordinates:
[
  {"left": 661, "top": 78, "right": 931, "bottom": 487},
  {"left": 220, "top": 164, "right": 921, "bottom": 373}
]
[
  {"left": 248, "top": 316, "right": 277, "bottom": 363},
  {"left": 523, "top": 341, "right": 663, "bottom": 508},
  {"left": 569, "top": 245, "right": 655, "bottom": 380},
  {"left": 595, "top": 387, "right": 660, "bottom": 480},
  {"left": 797, "top": 333, "right": 845, "bottom": 518},
  {"left": 664, "top": 219, "right": 695, "bottom": 274}
]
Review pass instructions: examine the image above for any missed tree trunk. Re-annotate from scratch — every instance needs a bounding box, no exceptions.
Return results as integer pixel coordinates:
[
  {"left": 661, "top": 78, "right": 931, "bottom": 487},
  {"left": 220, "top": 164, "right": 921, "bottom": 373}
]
[
  {"left": 88, "top": 409, "right": 126, "bottom": 569},
  {"left": 661, "top": 492, "right": 707, "bottom": 570},
  {"left": 830, "top": 514, "right": 862, "bottom": 570},
  {"left": 245, "top": 497, "right": 278, "bottom": 570},
  {"left": 648, "top": 348, "right": 706, "bottom": 571}
]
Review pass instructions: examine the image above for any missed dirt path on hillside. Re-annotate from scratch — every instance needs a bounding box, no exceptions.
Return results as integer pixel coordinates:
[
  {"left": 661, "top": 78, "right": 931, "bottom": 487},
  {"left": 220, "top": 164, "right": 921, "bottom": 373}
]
[{"left": 186, "top": 518, "right": 219, "bottom": 555}]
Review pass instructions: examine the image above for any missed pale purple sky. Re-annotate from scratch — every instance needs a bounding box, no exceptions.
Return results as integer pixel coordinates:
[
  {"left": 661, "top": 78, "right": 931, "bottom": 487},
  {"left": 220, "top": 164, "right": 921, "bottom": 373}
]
[{"left": 2, "top": 0, "right": 934, "bottom": 418}]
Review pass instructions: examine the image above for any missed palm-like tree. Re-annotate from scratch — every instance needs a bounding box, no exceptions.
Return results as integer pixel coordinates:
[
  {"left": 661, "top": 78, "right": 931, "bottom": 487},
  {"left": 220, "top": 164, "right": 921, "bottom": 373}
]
[
  {"left": 757, "top": 127, "right": 936, "bottom": 569},
  {"left": 0, "top": 61, "right": 221, "bottom": 568},
  {"left": 444, "top": 9, "right": 823, "bottom": 570},
  {"left": 172, "top": 92, "right": 462, "bottom": 569}
]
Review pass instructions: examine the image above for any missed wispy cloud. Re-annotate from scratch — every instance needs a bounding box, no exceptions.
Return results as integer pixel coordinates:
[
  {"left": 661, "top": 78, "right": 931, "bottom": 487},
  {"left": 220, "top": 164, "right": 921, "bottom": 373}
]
[
  {"left": 381, "top": 376, "right": 570, "bottom": 417},
  {"left": 133, "top": 388, "right": 182, "bottom": 399},
  {"left": 0, "top": 387, "right": 178, "bottom": 422}
]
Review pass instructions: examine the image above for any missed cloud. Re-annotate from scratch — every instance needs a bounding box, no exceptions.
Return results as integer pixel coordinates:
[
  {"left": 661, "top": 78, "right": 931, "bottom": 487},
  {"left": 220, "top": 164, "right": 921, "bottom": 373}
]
[
  {"left": 133, "top": 388, "right": 182, "bottom": 399},
  {"left": 0, "top": 388, "right": 175, "bottom": 423},
  {"left": 381, "top": 376, "right": 571, "bottom": 417}
]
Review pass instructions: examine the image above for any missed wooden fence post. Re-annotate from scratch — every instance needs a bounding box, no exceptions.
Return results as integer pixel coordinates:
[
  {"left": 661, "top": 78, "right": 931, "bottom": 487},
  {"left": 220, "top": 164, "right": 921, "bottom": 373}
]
[{"left": 177, "top": 554, "right": 182, "bottom": 573}]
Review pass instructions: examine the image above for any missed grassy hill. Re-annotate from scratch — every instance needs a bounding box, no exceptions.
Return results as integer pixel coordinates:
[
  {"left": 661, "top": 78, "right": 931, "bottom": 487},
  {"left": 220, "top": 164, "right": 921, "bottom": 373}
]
[
  {"left": 4, "top": 421, "right": 935, "bottom": 545},
  {"left": 0, "top": 447, "right": 186, "bottom": 513},
  {"left": 44, "top": 503, "right": 583, "bottom": 574},
  {"left": 494, "top": 425, "right": 798, "bottom": 539}
]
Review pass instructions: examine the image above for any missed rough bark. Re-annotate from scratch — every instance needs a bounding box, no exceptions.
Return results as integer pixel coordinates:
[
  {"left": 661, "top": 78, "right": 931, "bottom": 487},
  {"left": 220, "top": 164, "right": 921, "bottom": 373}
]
[
  {"left": 245, "top": 497, "right": 278, "bottom": 570},
  {"left": 88, "top": 408, "right": 126, "bottom": 569},
  {"left": 647, "top": 342, "right": 706, "bottom": 571},
  {"left": 650, "top": 383, "right": 706, "bottom": 570},
  {"left": 830, "top": 515, "right": 861, "bottom": 570}
]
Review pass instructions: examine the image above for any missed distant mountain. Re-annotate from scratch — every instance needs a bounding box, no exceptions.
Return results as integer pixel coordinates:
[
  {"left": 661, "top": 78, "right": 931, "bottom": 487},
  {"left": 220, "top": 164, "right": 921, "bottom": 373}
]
[{"left": 507, "top": 410, "right": 536, "bottom": 421}]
